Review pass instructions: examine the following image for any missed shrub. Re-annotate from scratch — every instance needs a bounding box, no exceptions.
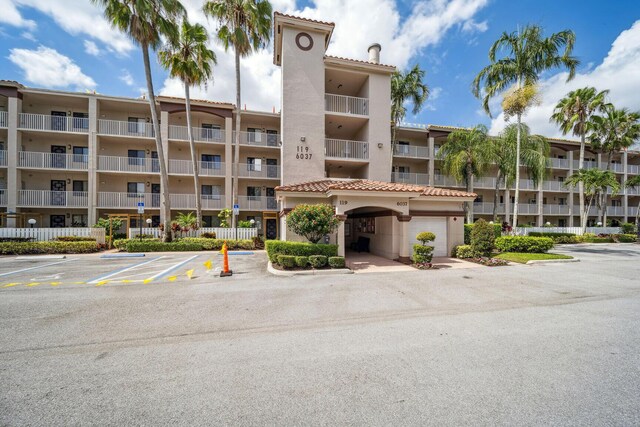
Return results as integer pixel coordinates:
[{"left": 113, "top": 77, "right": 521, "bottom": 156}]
[
  {"left": 265, "top": 241, "right": 338, "bottom": 263},
  {"left": 464, "top": 222, "right": 501, "bottom": 244},
  {"left": 455, "top": 245, "right": 476, "bottom": 259},
  {"left": 0, "top": 241, "right": 100, "bottom": 255},
  {"left": 584, "top": 236, "right": 613, "bottom": 243},
  {"left": 620, "top": 223, "right": 637, "bottom": 234},
  {"left": 416, "top": 231, "right": 436, "bottom": 244},
  {"left": 294, "top": 256, "right": 309, "bottom": 268},
  {"left": 0, "top": 237, "right": 33, "bottom": 242},
  {"left": 179, "top": 238, "right": 253, "bottom": 251},
  {"left": 328, "top": 256, "right": 346, "bottom": 268},
  {"left": 287, "top": 204, "right": 340, "bottom": 243},
  {"left": 252, "top": 236, "right": 265, "bottom": 250},
  {"left": 277, "top": 255, "right": 296, "bottom": 269},
  {"left": 54, "top": 236, "right": 97, "bottom": 242},
  {"left": 237, "top": 220, "right": 253, "bottom": 228},
  {"left": 495, "top": 236, "right": 554, "bottom": 253},
  {"left": 528, "top": 232, "right": 582, "bottom": 244},
  {"left": 94, "top": 217, "right": 123, "bottom": 233},
  {"left": 309, "top": 255, "right": 328, "bottom": 268},
  {"left": 471, "top": 219, "right": 495, "bottom": 257},
  {"left": 125, "top": 240, "right": 203, "bottom": 252},
  {"left": 412, "top": 244, "right": 434, "bottom": 263},
  {"left": 218, "top": 209, "right": 232, "bottom": 228},
  {"left": 614, "top": 234, "right": 637, "bottom": 243},
  {"left": 200, "top": 232, "right": 217, "bottom": 239}
]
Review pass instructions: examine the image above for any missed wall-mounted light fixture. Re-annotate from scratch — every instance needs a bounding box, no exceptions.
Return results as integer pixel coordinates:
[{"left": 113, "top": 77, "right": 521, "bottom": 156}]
[
  {"left": 146, "top": 149, "right": 150, "bottom": 155},
  {"left": 66, "top": 213, "right": 71, "bottom": 218},
  {"left": 300, "top": 136, "right": 306, "bottom": 142},
  {"left": 67, "top": 178, "right": 71, "bottom": 184},
  {"left": 146, "top": 181, "right": 150, "bottom": 187},
  {"left": 67, "top": 144, "right": 72, "bottom": 150},
  {"left": 377, "top": 143, "right": 383, "bottom": 148}
]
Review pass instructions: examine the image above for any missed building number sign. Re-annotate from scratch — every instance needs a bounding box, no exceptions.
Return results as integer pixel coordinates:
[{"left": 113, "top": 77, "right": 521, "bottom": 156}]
[{"left": 296, "top": 145, "right": 312, "bottom": 160}]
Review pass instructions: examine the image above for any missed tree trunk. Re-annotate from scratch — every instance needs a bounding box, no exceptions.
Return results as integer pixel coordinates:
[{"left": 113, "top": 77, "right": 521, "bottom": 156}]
[
  {"left": 390, "top": 123, "right": 397, "bottom": 173},
  {"left": 142, "top": 43, "right": 172, "bottom": 242},
  {"left": 493, "top": 170, "right": 502, "bottom": 223},
  {"left": 602, "top": 151, "right": 614, "bottom": 225},
  {"left": 636, "top": 199, "right": 640, "bottom": 225},
  {"left": 578, "top": 132, "right": 586, "bottom": 233},
  {"left": 466, "top": 161, "right": 474, "bottom": 224},
  {"left": 232, "top": 48, "right": 241, "bottom": 231},
  {"left": 184, "top": 85, "right": 201, "bottom": 229},
  {"left": 512, "top": 114, "right": 522, "bottom": 228}
]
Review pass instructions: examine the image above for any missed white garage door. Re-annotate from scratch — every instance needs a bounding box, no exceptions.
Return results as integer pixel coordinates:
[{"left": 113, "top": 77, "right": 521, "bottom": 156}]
[{"left": 408, "top": 217, "right": 448, "bottom": 257}]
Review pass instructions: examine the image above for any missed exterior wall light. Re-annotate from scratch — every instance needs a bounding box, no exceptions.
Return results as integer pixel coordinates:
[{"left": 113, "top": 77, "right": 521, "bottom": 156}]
[
  {"left": 300, "top": 136, "right": 306, "bottom": 142},
  {"left": 28, "top": 218, "right": 36, "bottom": 228},
  {"left": 378, "top": 143, "right": 383, "bottom": 148}
]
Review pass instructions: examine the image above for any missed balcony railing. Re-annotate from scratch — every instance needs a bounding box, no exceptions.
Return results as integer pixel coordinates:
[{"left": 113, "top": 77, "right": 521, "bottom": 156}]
[
  {"left": 543, "top": 204, "right": 571, "bottom": 215},
  {"left": 473, "top": 202, "right": 505, "bottom": 215},
  {"left": 542, "top": 180, "right": 568, "bottom": 192},
  {"left": 98, "top": 192, "right": 159, "bottom": 209},
  {"left": 611, "top": 163, "right": 624, "bottom": 173},
  {"left": 0, "top": 111, "right": 7, "bottom": 128},
  {"left": 98, "top": 156, "right": 160, "bottom": 173},
  {"left": 0, "top": 150, "right": 7, "bottom": 167},
  {"left": 238, "top": 163, "right": 281, "bottom": 179},
  {"left": 515, "top": 203, "right": 539, "bottom": 215},
  {"left": 19, "top": 152, "right": 88, "bottom": 170},
  {"left": 98, "top": 119, "right": 154, "bottom": 138},
  {"left": 18, "top": 190, "right": 88, "bottom": 207},
  {"left": 393, "top": 145, "right": 429, "bottom": 159},
  {"left": 234, "top": 131, "right": 279, "bottom": 147},
  {"left": 391, "top": 172, "right": 429, "bottom": 186},
  {"left": 19, "top": 113, "right": 89, "bottom": 133},
  {"left": 474, "top": 177, "right": 498, "bottom": 189},
  {"left": 325, "top": 139, "right": 369, "bottom": 160},
  {"left": 0, "top": 190, "right": 6, "bottom": 206},
  {"left": 433, "top": 175, "right": 462, "bottom": 187},
  {"left": 325, "top": 94, "right": 368, "bottom": 116},
  {"left": 629, "top": 206, "right": 639, "bottom": 217},
  {"left": 606, "top": 206, "right": 625, "bottom": 216},
  {"left": 170, "top": 193, "right": 223, "bottom": 210},
  {"left": 169, "top": 159, "right": 225, "bottom": 176},
  {"left": 548, "top": 158, "right": 570, "bottom": 169},
  {"left": 628, "top": 164, "right": 640, "bottom": 175},
  {"left": 238, "top": 196, "right": 278, "bottom": 211},
  {"left": 168, "top": 125, "right": 225, "bottom": 143},
  {"left": 573, "top": 160, "right": 598, "bottom": 170}
]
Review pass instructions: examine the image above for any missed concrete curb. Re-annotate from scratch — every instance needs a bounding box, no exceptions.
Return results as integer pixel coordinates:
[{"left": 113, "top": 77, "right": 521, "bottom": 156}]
[
  {"left": 267, "top": 261, "right": 353, "bottom": 276},
  {"left": 16, "top": 255, "right": 66, "bottom": 260},
  {"left": 526, "top": 258, "right": 580, "bottom": 265}
]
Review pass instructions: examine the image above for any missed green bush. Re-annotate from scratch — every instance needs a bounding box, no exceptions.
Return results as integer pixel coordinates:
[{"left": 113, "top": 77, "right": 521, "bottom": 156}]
[
  {"left": 614, "top": 234, "right": 637, "bottom": 243},
  {"left": 287, "top": 204, "right": 340, "bottom": 243},
  {"left": 495, "top": 236, "right": 554, "bottom": 253},
  {"left": 200, "top": 232, "right": 217, "bottom": 239},
  {"left": 252, "top": 236, "right": 265, "bottom": 250},
  {"left": 416, "top": 231, "right": 436, "bottom": 244},
  {"left": 455, "top": 245, "right": 476, "bottom": 259},
  {"left": 309, "top": 255, "right": 328, "bottom": 268},
  {"left": 620, "top": 223, "right": 637, "bottom": 234},
  {"left": 584, "top": 236, "right": 613, "bottom": 243},
  {"left": 265, "top": 240, "right": 338, "bottom": 263},
  {"left": 277, "top": 255, "right": 296, "bottom": 268},
  {"left": 464, "top": 222, "right": 502, "bottom": 244},
  {"left": 0, "top": 241, "right": 101, "bottom": 255},
  {"left": 412, "top": 244, "right": 434, "bottom": 263},
  {"left": 471, "top": 219, "right": 495, "bottom": 257},
  {"left": 0, "top": 237, "right": 33, "bottom": 243},
  {"left": 328, "top": 256, "right": 346, "bottom": 268},
  {"left": 125, "top": 240, "right": 203, "bottom": 252},
  {"left": 179, "top": 238, "right": 253, "bottom": 251},
  {"left": 294, "top": 256, "right": 309, "bottom": 268},
  {"left": 55, "top": 236, "right": 97, "bottom": 242},
  {"left": 529, "top": 232, "right": 582, "bottom": 244}
]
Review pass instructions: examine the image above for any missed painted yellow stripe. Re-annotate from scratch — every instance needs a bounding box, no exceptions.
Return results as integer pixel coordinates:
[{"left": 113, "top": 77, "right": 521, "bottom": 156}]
[
  {"left": 3, "top": 283, "right": 20, "bottom": 288},
  {"left": 143, "top": 278, "right": 153, "bottom": 284},
  {"left": 186, "top": 269, "right": 195, "bottom": 279},
  {"left": 26, "top": 282, "right": 41, "bottom": 287},
  {"left": 167, "top": 276, "right": 177, "bottom": 282},
  {"left": 50, "top": 282, "right": 61, "bottom": 286},
  {"left": 204, "top": 260, "right": 212, "bottom": 270},
  {"left": 95, "top": 280, "right": 109, "bottom": 287}
]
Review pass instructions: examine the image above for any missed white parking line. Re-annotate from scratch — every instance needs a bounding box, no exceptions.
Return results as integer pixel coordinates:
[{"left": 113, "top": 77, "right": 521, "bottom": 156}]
[
  {"left": 148, "top": 255, "right": 200, "bottom": 281},
  {"left": 0, "top": 259, "right": 72, "bottom": 278},
  {"left": 87, "top": 256, "right": 166, "bottom": 284}
]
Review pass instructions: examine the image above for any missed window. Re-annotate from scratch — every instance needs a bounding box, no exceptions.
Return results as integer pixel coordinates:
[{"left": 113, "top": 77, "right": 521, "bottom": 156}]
[
  {"left": 71, "top": 214, "right": 88, "bottom": 227},
  {"left": 247, "top": 186, "right": 261, "bottom": 200},
  {"left": 557, "top": 155, "right": 566, "bottom": 159},
  {"left": 247, "top": 157, "right": 262, "bottom": 171},
  {"left": 73, "top": 180, "right": 88, "bottom": 193},
  {"left": 398, "top": 141, "right": 410, "bottom": 154},
  {"left": 558, "top": 198, "right": 566, "bottom": 206},
  {"left": 201, "top": 185, "right": 221, "bottom": 200},
  {"left": 127, "top": 182, "right": 145, "bottom": 195},
  {"left": 201, "top": 154, "right": 221, "bottom": 169},
  {"left": 72, "top": 112, "right": 89, "bottom": 129},
  {"left": 559, "top": 219, "right": 566, "bottom": 227},
  {"left": 128, "top": 117, "right": 146, "bottom": 134},
  {"left": 201, "top": 123, "right": 221, "bottom": 140},
  {"left": 73, "top": 146, "right": 88, "bottom": 164},
  {"left": 475, "top": 195, "right": 483, "bottom": 203},
  {"left": 202, "top": 215, "right": 213, "bottom": 227},
  {"left": 128, "top": 149, "right": 145, "bottom": 166},
  {"left": 558, "top": 176, "right": 565, "bottom": 182},
  {"left": 247, "top": 127, "right": 262, "bottom": 144},
  {"left": 397, "top": 166, "right": 410, "bottom": 174},
  {"left": 612, "top": 199, "right": 622, "bottom": 207},
  {"left": 266, "top": 130, "right": 278, "bottom": 146}
]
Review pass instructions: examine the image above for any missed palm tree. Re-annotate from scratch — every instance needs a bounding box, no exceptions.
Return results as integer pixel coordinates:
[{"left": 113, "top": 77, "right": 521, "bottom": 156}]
[
  {"left": 491, "top": 123, "right": 549, "bottom": 222},
  {"left": 93, "top": 0, "right": 186, "bottom": 242},
  {"left": 565, "top": 169, "right": 620, "bottom": 232},
  {"left": 391, "top": 65, "right": 429, "bottom": 154},
  {"left": 625, "top": 175, "right": 640, "bottom": 225},
  {"left": 203, "top": 0, "right": 272, "bottom": 230},
  {"left": 551, "top": 87, "right": 609, "bottom": 229},
  {"left": 437, "top": 125, "right": 491, "bottom": 223},
  {"left": 473, "top": 25, "right": 579, "bottom": 227},
  {"left": 159, "top": 21, "right": 217, "bottom": 229}
]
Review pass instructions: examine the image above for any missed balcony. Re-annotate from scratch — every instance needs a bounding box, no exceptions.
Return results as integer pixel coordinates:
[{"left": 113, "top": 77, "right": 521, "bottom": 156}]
[
  {"left": 573, "top": 160, "right": 598, "bottom": 170},
  {"left": 606, "top": 206, "right": 625, "bottom": 216},
  {"left": 238, "top": 196, "right": 278, "bottom": 211},
  {"left": 325, "top": 94, "right": 368, "bottom": 116},
  {"left": 628, "top": 164, "right": 640, "bottom": 175},
  {"left": 473, "top": 202, "right": 505, "bottom": 215},
  {"left": 19, "top": 152, "right": 88, "bottom": 171},
  {"left": 98, "top": 119, "right": 154, "bottom": 138},
  {"left": 325, "top": 139, "right": 369, "bottom": 160},
  {"left": 169, "top": 159, "right": 225, "bottom": 176},
  {"left": 234, "top": 131, "right": 279, "bottom": 148},
  {"left": 170, "top": 193, "right": 223, "bottom": 210},
  {"left": 97, "top": 192, "right": 224, "bottom": 209},
  {"left": 542, "top": 181, "right": 569, "bottom": 192},
  {"left": 0, "top": 111, "right": 7, "bottom": 128},
  {"left": 19, "top": 113, "right": 89, "bottom": 133},
  {"left": 543, "top": 204, "right": 571, "bottom": 215},
  {"left": 611, "top": 163, "right": 624, "bottom": 173},
  {"left": 0, "top": 150, "right": 6, "bottom": 167},
  {"left": 629, "top": 206, "right": 639, "bottom": 217},
  {"left": 627, "top": 186, "right": 640, "bottom": 195},
  {"left": 474, "top": 177, "right": 498, "bottom": 189},
  {"left": 391, "top": 172, "right": 429, "bottom": 186},
  {"left": 433, "top": 174, "right": 462, "bottom": 187},
  {"left": 393, "top": 145, "right": 429, "bottom": 159},
  {"left": 548, "top": 158, "right": 570, "bottom": 169},
  {"left": 238, "top": 163, "right": 280, "bottom": 179},
  {"left": 98, "top": 156, "right": 159, "bottom": 174},
  {"left": 18, "top": 190, "right": 88, "bottom": 208},
  {"left": 515, "top": 203, "right": 539, "bottom": 215},
  {"left": 168, "top": 125, "right": 225, "bottom": 144}
]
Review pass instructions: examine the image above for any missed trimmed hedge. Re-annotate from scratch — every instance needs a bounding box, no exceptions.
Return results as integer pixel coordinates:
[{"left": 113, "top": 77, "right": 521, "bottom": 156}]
[
  {"left": 309, "top": 255, "right": 328, "bottom": 268},
  {"left": 179, "top": 238, "right": 254, "bottom": 250},
  {"left": 277, "top": 255, "right": 296, "bottom": 268},
  {"left": 412, "top": 244, "right": 434, "bottom": 263},
  {"left": 614, "top": 234, "right": 637, "bottom": 243},
  {"left": 464, "top": 223, "right": 502, "bottom": 244},
  {"left": 265, "top": 240, "right": 338, "bottom": 263},
  {"left": 295, "top": 256, "right": 309, "bottom": 268},
  {"left": 328, "top": 256, "right": 346, "bottom": 268},
  {"left": 115, "top": 238, "right": 254, "bottom": 252},
  {"left": 125, "top": 240, "right": 203, "bottom": 252},
  {"left": 495, "top": 236, "right": 554, "bottom": 253},
  {"left": 0, "top": 241, "right": 101, "bottom": 255},
  {"left": 55, "top": 236, "right": 97, "bottom": 242},
  {"left": 455, "top": 245, "right": 476, "bottom": 259},
  {"left": 529, "top": 232, "right": 583, "bottom": 244},
  {"left": 470, "top": 219, "right": 495, "bottom": 257},
  {"left": 620, "top": 223, "right": 637, "bottom": 235},
  {"left": 200, "top": 232, "right": 217, "bottom": 239}
]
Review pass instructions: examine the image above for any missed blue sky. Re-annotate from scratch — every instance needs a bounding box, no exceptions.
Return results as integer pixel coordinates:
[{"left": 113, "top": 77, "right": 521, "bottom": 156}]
[{"left": 2, "top": 0, "right": 640, "bottom": 138}]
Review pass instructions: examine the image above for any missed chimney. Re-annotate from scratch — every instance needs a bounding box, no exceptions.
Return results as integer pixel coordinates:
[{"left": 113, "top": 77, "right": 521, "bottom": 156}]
[{"left": 368, "top": 43, "right": 381, "bottom": 64}]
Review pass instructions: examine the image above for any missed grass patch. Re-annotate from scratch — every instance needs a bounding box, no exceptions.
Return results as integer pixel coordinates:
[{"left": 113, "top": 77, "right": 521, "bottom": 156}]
[{"left": 494, "top": 252, "right": 573, "bottom": 264}]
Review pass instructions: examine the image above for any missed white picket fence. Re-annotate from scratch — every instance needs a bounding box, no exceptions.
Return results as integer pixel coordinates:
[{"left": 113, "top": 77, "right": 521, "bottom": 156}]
[
  {"left": 128, "top": 227, "right": 258, "bottom": 240},
  {"left": 514, "top": 227, "right": 622, "bottom": 236},
  {"left": 0, "top": 227, "right": 106, "bottom": 244}
]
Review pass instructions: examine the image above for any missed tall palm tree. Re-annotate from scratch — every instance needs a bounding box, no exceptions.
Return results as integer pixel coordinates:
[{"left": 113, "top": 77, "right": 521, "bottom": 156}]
[
  {"left": 203, "top": 0, "right": 272, "bottom": 230},
  {"left": 551, "top": 87, "right": 609, "bottom": 229},
  {"left": 625, "top": 175, "right": 640, "bottom": 225},
  {"left": 159, "top": 21, "right": 217, "bottom": 229},
  {"left": 565, "top": 169, "right": 619, "bottom": 233},
  {"left": 491, "top": 123, "right": 549, "bottom": 222},
  {"left": 437, "top": 125, "right": 491, "bottom": 223},
  {"left": 391, "top": 65, "right": 429, "bottom": 154},
  {"left": 473, "top": 24, "right": 579, "bottom": 227},
  {"left": 93, "top": 0, "right": 186, "bottom": 242}
]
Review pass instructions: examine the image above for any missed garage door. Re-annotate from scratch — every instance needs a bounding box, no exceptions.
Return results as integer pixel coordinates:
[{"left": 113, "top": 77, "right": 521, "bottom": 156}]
[{"left": 408, "top": 217, "right": 448, "bottom": 257}]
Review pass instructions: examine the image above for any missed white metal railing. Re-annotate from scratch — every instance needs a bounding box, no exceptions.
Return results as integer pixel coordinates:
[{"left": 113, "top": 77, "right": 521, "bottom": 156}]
[
  {"left": 168, "top": 125, "right": 225, "bottom": 143},
  {"left": 18, "top": 113, "right": 89, "bottom": 133},
  {"left": 513, "top": 203, "right": 539, "bottom": 215},
  {"left": 543, "top": 204, "right": 571, "bottom": 215},
  {"left": 18, "top": 190, "right": 88, "bottom": 207},
  {"left": 169, "top": 159, "right": 225, "bottom": 176},
  {"left": 19, "top": 152, "right": 88, "bottom": 170},
  {"left": 433, "top": 174, "right": 463, "bottom": 187},
  {"left": 234, "top": 131, "right": 280, "bottom": 147},
  {"left": 572, "top": 160, "right": 598, "bottom": 170},
  {"left": 513, "top": 226, "right": 621, "bottom": 236},
  {"left": 391, "top": 172, "right": 429, "bottom": 186},
  {"left": 473, "top": 202, "right": 505, "bottom": 214},
  {"left": 0, "top": 111, "right": 7, "bottom": 128},
  {"left": 238, "top": 163, "right": 280, "bottom": 179},
  {"left": 129, "top": 227, "right": 257, "bottom": 240},
  {"left": 628, "top": 164, "right": 640, "bottom": 175},
  {"left": 325, "top": 93, "right": 369, "bottom": 116},
  {"left": 611, "top": 163, "right": 624, "bottom": 173},
  {"left": 0, "top": 150, "right": 6, "bottom": 167},
  {"left": 629, "top": 206, "right": 639, "bottom": 217},
  {"left": 238, "top": 196, "right": 278, "bottom": 211},
  {"left": 325, "top": 139, "right": 369, "bottom": 160},
  {"left": 474, "top": 177, "right": 498, "bottom": 189},
  {"left": 542, "top": 180, "right": 568, "bottom": 191},
  {"left": 98, "top": 155, "right": 160, "bottom": 173},
  {"left": 606, "top": 206, "right": 625, "bottom": 216},
  {"left": 573, "top": 205, "right": 598, "bottom": 215},
  {"left": 0, "top": 190, "right": 6, "bottom": 206},
  {"left": 99, "top": 119, "right": 154, "bottom": 138},
  {"left": 170, "top": 193, "right": 223, "bottom": 210},
  {"left": 98, "top": 192, "right": 159, "bottom": 209},
  {"left": 0, "top": 227, "right": 105, "bottom": 244},
  {"left": 548, "top": 158, "right": 570, "bottom": 169},
  {"left": 393, "top": 144, "right": 429, "bottom": 158}
]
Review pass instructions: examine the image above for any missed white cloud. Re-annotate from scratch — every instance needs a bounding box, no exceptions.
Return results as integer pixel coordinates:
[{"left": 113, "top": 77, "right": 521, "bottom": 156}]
[
  {"left": 84, "top": 40, "right": 101, "bottom": 56},
  {"left": 489, "top": 20, "right": 640, "bottom": 139},
  {"left": 461, "top": 19, "right": 488, "bottom": 33},
  {"left": 0, "top": 0, "right": 36, "bottom": 30},
  {"left": 424, "top": 86, "right": 443, "bottom": 111},
  {"left": 20, "top": 31, "right": 36, "bottom": 42},
  {"left": 119, "top": 69, "right": 135, "bottom": 87},
  {"left": 8, "top": 45, "right": 96, "bottom": 90}
]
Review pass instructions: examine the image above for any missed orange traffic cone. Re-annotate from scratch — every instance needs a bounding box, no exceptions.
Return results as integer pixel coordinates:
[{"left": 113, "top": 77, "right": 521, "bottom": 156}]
[{"left": 220, "top": 241, "right": 233, "bottom": 277}]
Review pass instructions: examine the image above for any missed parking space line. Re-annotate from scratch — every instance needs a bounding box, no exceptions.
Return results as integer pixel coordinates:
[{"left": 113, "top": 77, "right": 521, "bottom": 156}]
[
  {"left": 0, "top": 259, "right": 72, "bottom": 278},
  {"left": 147, "top": 255, "right": 200, "bottom": 281},
  {"left": 87, "top": 256, "right": 165, "bottom": 284}
]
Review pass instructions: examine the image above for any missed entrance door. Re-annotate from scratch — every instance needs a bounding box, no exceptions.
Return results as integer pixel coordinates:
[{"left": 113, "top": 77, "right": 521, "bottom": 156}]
[
  {"left": 51, "top": 111, "right": 66, "bottom": 131},
  {"left": 51, "top": 145, "right": 67, "bottom": 168},
  {"left": 50, "top": 215, "right": 66, "bottom": 228},
  {"left": 50, "top": 179, "right": 66, "bottom": 206},
  {"left": 266, "top": 187, "right": 276, "bottom": 210},
  {"left": 265, "top": 218, "right": 277, "bottom": 240},
  {"left": 266, "top": 158, "right": 278, "bottom": 178},
  {"left": 151, "top": 183, "right": 160, "bottom": 208},
  {"left": 151, "top": 151, "right": 159, "bottom": 172}
]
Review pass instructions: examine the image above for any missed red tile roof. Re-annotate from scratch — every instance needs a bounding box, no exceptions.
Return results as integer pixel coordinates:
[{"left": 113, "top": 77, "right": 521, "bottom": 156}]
[
  {"left": 157, "top": 95, "right": 234, "bottom": 107},
  {"left": 325, "top": 55, "right": 396, "bottom": 70},
  {"left": 273, "top": 12, "right": 335, "bottom": 27}
]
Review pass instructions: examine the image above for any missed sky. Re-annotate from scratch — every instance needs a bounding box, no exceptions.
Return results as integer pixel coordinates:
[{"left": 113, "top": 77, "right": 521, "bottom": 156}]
[{"left": 2, "top": 0, "right": 640, "bottom": 139}]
